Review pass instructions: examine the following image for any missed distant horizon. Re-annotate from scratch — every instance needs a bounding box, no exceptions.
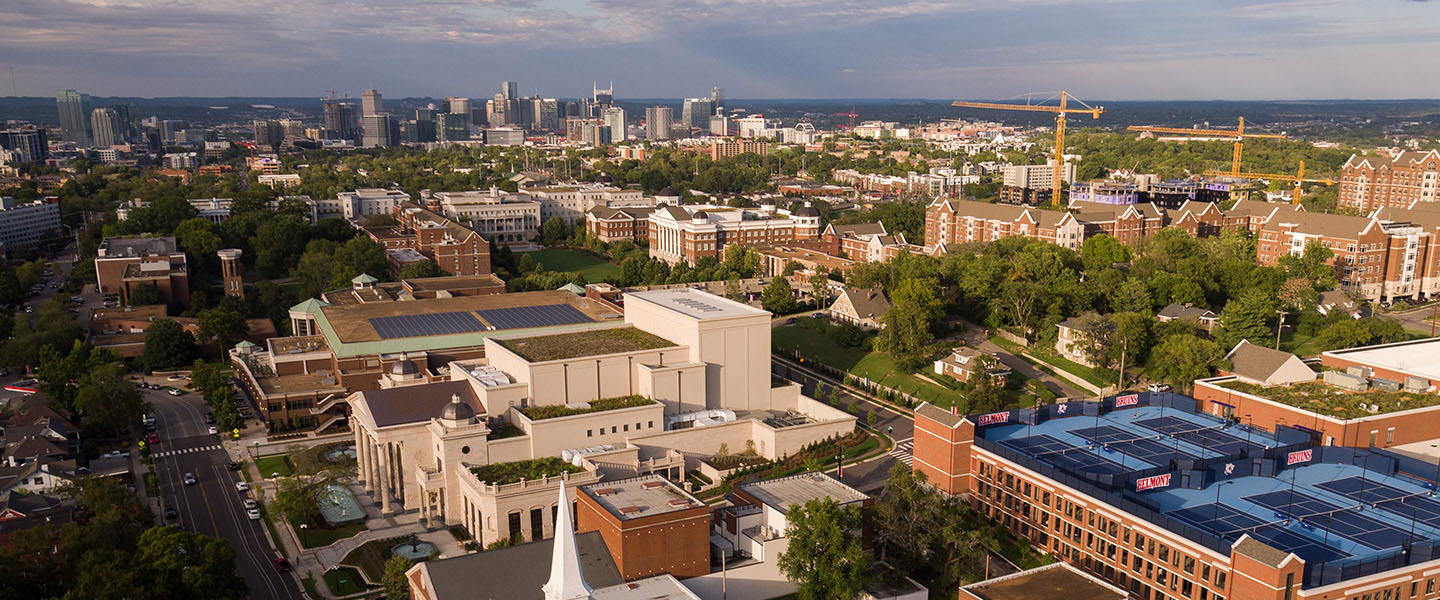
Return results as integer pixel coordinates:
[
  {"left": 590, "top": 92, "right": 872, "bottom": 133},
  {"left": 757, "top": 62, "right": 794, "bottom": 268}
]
[{"left": 7, "top": 95, "right": 1440, "bottom": 104}]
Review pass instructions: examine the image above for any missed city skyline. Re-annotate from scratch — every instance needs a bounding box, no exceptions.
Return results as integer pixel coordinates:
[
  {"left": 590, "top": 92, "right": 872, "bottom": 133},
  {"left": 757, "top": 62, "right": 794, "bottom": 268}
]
[{"left": 3, "top": 1, "right": 1439, "bottom": 100}]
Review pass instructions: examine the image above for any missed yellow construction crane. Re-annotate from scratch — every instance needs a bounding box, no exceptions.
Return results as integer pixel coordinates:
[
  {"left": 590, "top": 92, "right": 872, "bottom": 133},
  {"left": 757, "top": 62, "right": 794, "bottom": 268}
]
[
  {"left": 953, "top": 91, "right": 1103, "bottom": 206},
  {"left": 1127, "top": 117, "right": 1286, "bottom": 175},
  {"left": 1203, "top": 161, "right": 1337, "bottom": 205}
]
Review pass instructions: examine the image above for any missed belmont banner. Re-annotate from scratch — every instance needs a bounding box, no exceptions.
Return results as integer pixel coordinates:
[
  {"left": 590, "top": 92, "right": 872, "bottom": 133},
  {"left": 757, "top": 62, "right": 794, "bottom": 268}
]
[
  {"left": 976, "top": 412, "right": 1010, "bottom": 426},
  {"left": 1286, "top": 449, "right": 1313, "bottom": 466},
  {"left": 1114, "top": 394, "right": 1140, "bottom": 408},
  {"left": 1135, "top": 473, "right": 1172, "bottom": 492}
]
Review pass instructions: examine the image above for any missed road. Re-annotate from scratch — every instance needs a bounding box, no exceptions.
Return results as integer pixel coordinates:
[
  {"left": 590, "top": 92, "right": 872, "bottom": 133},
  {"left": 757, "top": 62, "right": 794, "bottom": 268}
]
[
  {"left": 1388, "top": 303, "right": 1440, "bottom": 336},
  {"left": 148, "top": 387, "right": 302, "bottom": 600}
]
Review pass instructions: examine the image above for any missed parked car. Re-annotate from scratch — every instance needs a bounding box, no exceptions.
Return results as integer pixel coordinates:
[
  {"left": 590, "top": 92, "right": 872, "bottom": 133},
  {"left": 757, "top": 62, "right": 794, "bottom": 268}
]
[
  {"left": 1147, "top": 383, "right": 1172, "bottom": 393},
  {"left": 272, "top": 558, "right": 291, "bottom": 572},
  {"left": 226, "top": 462, "right": 241, "bottom": 471},
  {"left": 147, "top": 433, "right": 159, "bottom": 444},
  {"left": 208, "top": 426, "right": 218, "bottom": 435},
  {"left": 244, "top": 498, "right": 257, "bottom": 510},
  {"left": 247, "top": 508, "right": 261, "bottom": 520},
  {"left": 164, "top": 506, "right": 178, "bottom": 520},
  {"left": 204, "top": 413, "right": 215, "bottom": 424},
  {"left": 183, "top": 473, "right": 197, "bottom": 486},
  {"left": 168, "top": 388, "right": 184, "bottom": 396},
  {"left": 235, "top": 481, "right": 249, "bottom": 492}
]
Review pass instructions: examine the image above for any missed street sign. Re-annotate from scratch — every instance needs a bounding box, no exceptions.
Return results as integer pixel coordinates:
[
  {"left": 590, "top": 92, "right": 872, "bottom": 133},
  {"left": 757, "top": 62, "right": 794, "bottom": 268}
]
[{"left": 137, "top": 441, "right": 146, "bottom": 448}]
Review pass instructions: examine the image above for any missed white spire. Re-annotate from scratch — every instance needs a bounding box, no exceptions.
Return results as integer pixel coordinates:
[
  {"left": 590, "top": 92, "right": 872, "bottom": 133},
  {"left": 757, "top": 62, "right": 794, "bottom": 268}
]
[{"left": 542, "top": 480, "right": 591, "bottom": 600}]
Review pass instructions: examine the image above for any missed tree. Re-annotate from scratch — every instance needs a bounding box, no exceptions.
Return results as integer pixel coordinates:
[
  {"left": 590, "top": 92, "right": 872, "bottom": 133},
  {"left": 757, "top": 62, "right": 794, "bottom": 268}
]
[
  {"left": 809, "top": 268, "right": 831, "bottom": 306},
  {"left": 1278, "top": 240, "right": 1337, "bottom": 290},
  {"left": 399, "top": 259, "right": 448, "bottom": 279},
  {"left": 761, "top": 276, "right": 797, "bottom": 314},
  {"left": 127, "top": 282, "right": 164, "bottom": 306},
  {"left": 962, "top": 356, "right": 1006, "bottom": 413},
  {"left": 73, "top": 362, "right": 148, "bottom": 435},
  {"left": 1113, "top": 277, "right": 1154, "bottom": 314},
  {"left": 777, "top": 498, "right": 872, "bottom": 600},
  {"left": 877, "top": 279, "right": 943, "bottom": 369},
  {"left": 197, "top": 307, "right": 248, "bottom": 349},
  {"left": 1315, "top": 316, "right": 1409, "bottom": 351},
  {"left": 540, "top": 217, "right": 571, "bottom": 247},
  {"left": 272, "top": 477, "right": 326, "bottom": 525},
  {"left": 1217, "top": 288, "right": 1278, "bottom": 349},
  {"left": 383, "top": 556, "right": 415, "bottom": 600},
  {"left": 142, "top": 318, "right": 196, "bottom": 370},
  {"left": 1146, "top": 334, "right": 1227, "bottom": 392},
  {"left": 1081, "top": 234, "right": 1131, "bottom": 268},
  {"left": 175, "top": 218, "right": 223, "bottom": 257},
  {"left": 135, "top": 525, "right": 248, "bottom": 599},
  {"left": 871, "top": 464, "right": 995, "bottom": 594}
]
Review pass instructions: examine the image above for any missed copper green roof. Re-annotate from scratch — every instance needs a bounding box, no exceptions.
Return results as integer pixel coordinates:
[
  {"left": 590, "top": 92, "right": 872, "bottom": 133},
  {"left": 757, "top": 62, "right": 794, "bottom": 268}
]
[{"left": 288, "top": 298, "right": 331, "bottom": 314}]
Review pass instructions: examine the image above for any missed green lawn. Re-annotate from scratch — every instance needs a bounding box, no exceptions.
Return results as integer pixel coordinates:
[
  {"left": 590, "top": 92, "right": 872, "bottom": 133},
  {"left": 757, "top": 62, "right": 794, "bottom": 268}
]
[
  {"left": 989, "top": 335, "right": 1110, "bottom": 389},
  {"left": 519, "top": 249, "right": 621, "bottom": 281},
  {"left": 773, "top": 325, "right": 968, "bottom": 410},
  {"left": 323, "top": 566, "right": 374, "bottom": 596},
  {"left": 255, "top": 455, "right": 294, "bottom": 478},
  {"left": 289, "top": 513, "right": 367, "bottom": 549}
]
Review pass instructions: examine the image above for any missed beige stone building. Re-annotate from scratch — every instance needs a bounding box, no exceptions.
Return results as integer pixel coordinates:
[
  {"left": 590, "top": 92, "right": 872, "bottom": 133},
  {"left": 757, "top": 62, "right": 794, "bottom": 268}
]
[{"left": 346, "top": 288, "right": 855, "bottom": 544}]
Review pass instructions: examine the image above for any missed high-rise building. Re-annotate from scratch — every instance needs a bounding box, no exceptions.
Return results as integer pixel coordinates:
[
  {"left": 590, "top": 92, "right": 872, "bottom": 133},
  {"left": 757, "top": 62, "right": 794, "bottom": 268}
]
[
  {"left": 252, "top": 119, "right": 284, "bottom": 147},
  {"left": 322, "top": 100, "right": 359, "bottom": 140},
  {"left": 415, "top": 107, "right": 436, "bottom": 123},
  {"left": 486, "top": 94, "right": 509, "bottom": 127},
  {"left": 592, "top": 82, "right": 614, "bottom": 116},
  {"left": 681, "top": 98, "right": 714, "bottom": 133},
  {"left": 645, "top": 106, "right": 673, "bottom": 141},
  {"left": 446, "top": 97, "right": 472, "bottom": 118},
  {"left": 564, "top": 101, "right": 581, "bottom": 118},
  {"left": 437, "top": 113, "right": 470, "bottom": 142},
  {"left": 362, "top": 113, "right": 394, "bottom": 147},
  {"left": 55, "top": 89, "right": 92, "bottom": 145},
  {"left": 361, "top": 89, "right": 383, "bottom": 116},
  {"left": 514, "top": 97, "right": 534, "bottom": 130},
  {"left": 112, "top": 103, "right": 135, "bottom": 139},
  {"left": 278, "top": 119, "right": 305, "bottom": 140},
  {"left": 602, "top": 107, "right": 626, "bottom": 142},
  {"left": 0, "top": 127, "right": 49, "bottom": 164},
  {"left": 90, "top": 107, "right": 121, "bottom": 148},
  {"left": 535, "top": 98, "right": 560, "bottom": 132},
  {"left": 403, "top": 118, "right": 436, "bottom": 143},
  {"left": 501, "top": 81, "right": 518, "bottom": 101},
  {"left": 711, "top": 86, "right": 724, "bottom": 108},
  {"left": 709, "top": 114, "right": 729, "bottom": 136}
]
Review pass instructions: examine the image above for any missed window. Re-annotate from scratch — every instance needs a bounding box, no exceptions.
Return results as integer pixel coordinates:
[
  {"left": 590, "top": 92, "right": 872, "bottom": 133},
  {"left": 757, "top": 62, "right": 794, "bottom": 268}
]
[
  {"left": 508, "top": 511, "right": 523, "bottom": 544},
  {"left": 1387, "top": 428, "right": 1395, "bottom": 444},
  {"left": 623, "top": 424, "right": 629, "bottom": 432},
  {"left": 1158, "top": 546, "right": 1169, "bottom": 563},
  {"left": 530, "top": 508, "right": 544, "bottom": 541},
  {"left": 1201, "top": 565, "right": 1210, "bottom": 582},
  {"left": 586, "top": 429, "right": 592, "bottom": 437},
  {"left": 1215, "top": 572, "right": 1225, "bottom": 590},
  {"left": 1183, "top": 556, "right": 1194, "bottom": 575}
]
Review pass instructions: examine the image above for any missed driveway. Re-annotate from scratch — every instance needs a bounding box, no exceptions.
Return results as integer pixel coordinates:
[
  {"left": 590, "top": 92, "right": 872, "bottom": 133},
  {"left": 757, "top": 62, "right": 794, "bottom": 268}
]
[{"left": 948, "top": 322, "right": 1089, "bottom": 399}]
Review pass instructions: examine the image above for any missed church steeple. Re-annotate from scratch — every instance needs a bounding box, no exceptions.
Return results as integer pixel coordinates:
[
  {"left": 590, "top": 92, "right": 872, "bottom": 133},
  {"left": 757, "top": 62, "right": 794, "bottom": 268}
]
[{"left": 542, "top": 480, "right": 591, "bottom": 600}]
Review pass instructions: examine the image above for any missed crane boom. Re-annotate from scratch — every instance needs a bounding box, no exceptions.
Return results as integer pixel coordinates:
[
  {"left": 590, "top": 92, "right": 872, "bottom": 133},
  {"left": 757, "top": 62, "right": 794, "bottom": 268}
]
[
  {"left": 950, "top": 92, "right": 1104, "bottom": 206},
  {"left": 1127, "top": 117, "right": 1286, "bottom": 175},
  {"left": 1203, "top": 161, "right": 1336, "bottom": 205}
]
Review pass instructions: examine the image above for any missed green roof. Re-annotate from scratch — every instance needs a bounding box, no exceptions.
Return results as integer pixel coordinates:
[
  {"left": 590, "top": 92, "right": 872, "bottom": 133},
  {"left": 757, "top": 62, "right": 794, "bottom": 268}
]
[
  {"left": 351, "top": 273, "right": 378, "bottom": 284},
  {"left": 289, "top": 298, "right": 331, "bottom": 314},
  {"left": 470, "top": 457, "right": 581, "bottom": 485},
  {"left": 558, "top": 283, "right": 586, "bottom": 295},
  {"left": 495, "top": 327, "right": 678, "bottom": 362}
]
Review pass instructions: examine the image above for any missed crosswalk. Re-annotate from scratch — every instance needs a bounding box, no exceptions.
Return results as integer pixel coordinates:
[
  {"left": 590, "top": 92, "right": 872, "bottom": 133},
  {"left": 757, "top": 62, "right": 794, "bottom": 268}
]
[
  {"left": 153, "top": 444, "right": 224, "bottom": 458},
  {"left": 889, "top": 439, "right": 914, "bottom": 466}
]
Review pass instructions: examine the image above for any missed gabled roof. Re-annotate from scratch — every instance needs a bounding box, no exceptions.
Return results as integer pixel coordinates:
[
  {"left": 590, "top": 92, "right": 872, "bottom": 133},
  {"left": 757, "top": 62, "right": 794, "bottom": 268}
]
[
  {"left": 1262, "top": 210, "right": 1375, "bottom": 239},
  {"left": 357, "top": 381, "right": 484, "bottom": 428},
  {"left": 835, "top": 286, "right": 891, "bottom": 320},
  {"left": 825, "top": 222, "right": 888, "bottom": 238},
  {"left": 1157, "top": 303, "right": 1217, "bottom": 321},
  {"left": 288, "top": 298, "right": 331, "bottom": 314},
  {"left": 419, "top": 531, "right": 623, "bottom": 600},
  {"left": 914, "top": 402, "right": 964, "bottom": 428},
  {"left": 1224, "top": 340, "right": 1303, "bottom": 384}
]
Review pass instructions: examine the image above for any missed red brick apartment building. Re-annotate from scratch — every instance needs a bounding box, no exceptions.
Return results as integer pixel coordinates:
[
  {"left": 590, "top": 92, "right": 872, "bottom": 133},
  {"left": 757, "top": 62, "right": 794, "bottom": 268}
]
[
  {"left": 366, "top": 202, "right": 492, "bottom": 277},
  {"left": 1339, "top": 150, "right": 1440, "bottom": 210},
  {"left": 914, "top": 396, "right": 1440, "bottom": 600},
  {"left": 94, "top": 236, "right": 190, "bottom": 310},
  {"left": 585, "top": 206, "right": 656, "bottom": 243},
  {"left": 1255, "top": 205, "right": 1440, "bottom": 303},
  {"left": 576, "top": 474, "right": 709, "bottom": 580}
]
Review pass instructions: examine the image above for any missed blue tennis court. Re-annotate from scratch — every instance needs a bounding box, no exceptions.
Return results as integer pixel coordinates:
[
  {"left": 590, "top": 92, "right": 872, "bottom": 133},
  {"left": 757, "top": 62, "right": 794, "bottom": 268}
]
[
  {"left": 369, "top": 311, "right": 485, "bottom": 339},
  {"left": 1135, "top": 416, "right": 1267, "bottom": 456},
  {"left": 1317, "top": 477, "right": 1440, "bottom": 528},
  {"left": 477, "top": 304, "right": 591, "bottom": 330},
  {"left": 1244, "top": 491, "right": 1416, "bottom": 551},
  {"left": 1169, "top": 502, "right": 1350, "bottom": 563},
  {"left": 999, "top": 435, "right": 1130, "bottom": 475},
  {"left": 1071, "top": 425, "right": 1199, "bottom": 463}
]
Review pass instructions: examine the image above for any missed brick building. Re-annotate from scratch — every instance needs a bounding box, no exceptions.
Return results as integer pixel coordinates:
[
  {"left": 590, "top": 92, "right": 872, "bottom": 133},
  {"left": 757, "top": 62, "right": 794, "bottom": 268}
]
[
  {"left": 585, "top": 206, "right": 656, "bottom": 244},
  {"left": 576, "top": 474, "right": 709, "bottom": 580},
  {"left": 365, "top": 202, "right": 492, "bottom": 277},
  {"left": 94, "top": 236, "right": 189, "bottom": 310},
  {"left": 1339, "top": 150, "right": 1440, "bottom": 210},
  {"left": 1255, "top": 205, "right": 1440, "bottom": 303},
  {"left": 914, "top": 394, "right": 1440, "bottom": 600}
]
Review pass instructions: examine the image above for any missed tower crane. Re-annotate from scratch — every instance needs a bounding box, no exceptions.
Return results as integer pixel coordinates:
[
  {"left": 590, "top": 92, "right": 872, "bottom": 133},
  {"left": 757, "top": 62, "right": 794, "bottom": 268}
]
[
  {"left": 833, "top": 106, "right": 859, "bottom": 130},
  {"left": 952, "top": 91, "right": 1103, "bottom": 207},
  {"left": 1203, "top": 161, "right": 1336, "bottom": 205},
  {"left": 1127, "top": 117, "right": 1285, "bottom": 176}
]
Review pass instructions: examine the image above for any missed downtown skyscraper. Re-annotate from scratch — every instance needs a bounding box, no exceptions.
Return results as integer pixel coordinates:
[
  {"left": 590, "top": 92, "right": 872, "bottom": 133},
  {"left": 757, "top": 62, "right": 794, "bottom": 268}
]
[{"left": 55, "top": 89, "right": 92, "bottom": 145}]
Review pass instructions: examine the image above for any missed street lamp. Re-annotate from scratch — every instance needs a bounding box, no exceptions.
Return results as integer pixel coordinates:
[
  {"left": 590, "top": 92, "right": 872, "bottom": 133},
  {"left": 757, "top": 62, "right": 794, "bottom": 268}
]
[{"left": 1212, "top": 480, "right": 1237, "bottom": 537}]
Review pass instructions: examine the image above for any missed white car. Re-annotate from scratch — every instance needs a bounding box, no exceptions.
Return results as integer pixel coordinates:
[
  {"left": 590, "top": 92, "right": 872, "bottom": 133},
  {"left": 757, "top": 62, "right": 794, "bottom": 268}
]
[
  {"left": 208, "top": 426, "right": 218, "bottom": 435},
  {"left": 244, "top": 498, "right": 257, "bottom": 510},
  {"left": 183, "top": 473, "right": 197, "bottom": 486},
  {"left": 168, "top": 388, "right": 184, "bottom": 396},
  {"left": 235, "top": 481, "right": 249, "bottom": 492},
  {"left": 1147, "top": 383, "right": 1172, "bottom": 393},
  {"left": 167, "top": 374, "right": 184, "bottom": 381},
  {"left": 247, "top": 508, "right": 261, "bottom": 520}
]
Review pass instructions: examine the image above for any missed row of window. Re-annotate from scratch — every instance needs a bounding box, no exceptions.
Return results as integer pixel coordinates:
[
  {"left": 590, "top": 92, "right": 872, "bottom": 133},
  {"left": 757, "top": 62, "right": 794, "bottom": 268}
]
[{"left": 586, "top": 420, "right": 656, "bottom": 437}]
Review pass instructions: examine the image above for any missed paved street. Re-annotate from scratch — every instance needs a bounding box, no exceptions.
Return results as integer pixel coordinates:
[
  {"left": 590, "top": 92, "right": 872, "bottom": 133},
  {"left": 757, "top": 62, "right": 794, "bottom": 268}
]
[
  {"left": 1388, "top": 303, "right": 1440, "bottom": 336},
  {"left": 148, "top": 388, "right": 302, "bottom": 600}
]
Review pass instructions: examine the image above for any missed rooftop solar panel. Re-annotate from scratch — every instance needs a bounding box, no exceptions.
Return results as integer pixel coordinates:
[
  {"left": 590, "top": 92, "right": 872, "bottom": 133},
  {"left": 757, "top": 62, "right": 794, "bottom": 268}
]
[
  {"left": 369, "top": 311, "right": 485, "bottom": 339},
  {"left": 477, "top": 304, "right": 591, "bottom": 330}
]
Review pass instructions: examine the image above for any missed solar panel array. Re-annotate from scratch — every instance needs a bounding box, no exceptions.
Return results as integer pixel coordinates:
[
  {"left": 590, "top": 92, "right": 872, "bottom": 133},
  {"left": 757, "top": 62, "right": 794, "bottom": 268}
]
[
  {"left": 369, "top": 311, "right": 486, "bottom": 339},
  {"left": 477, "top": 304, "right": 591, "bottom": 330}
]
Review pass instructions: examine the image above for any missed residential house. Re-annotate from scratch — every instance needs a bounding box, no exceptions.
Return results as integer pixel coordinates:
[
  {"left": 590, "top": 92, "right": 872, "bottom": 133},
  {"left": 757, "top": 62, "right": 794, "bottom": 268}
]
[
  {"left": 1223, "top": 340, "right": 1316, "bottom": 386},
  {"left": 1156, "top": 303, "right": 1219, "bottom": 333},
  {"left": 830, "top": 286, "right": 891, "bottom": 330},
  {"left": 934, "top": 346, "right": 1011, "bottom": 384}
]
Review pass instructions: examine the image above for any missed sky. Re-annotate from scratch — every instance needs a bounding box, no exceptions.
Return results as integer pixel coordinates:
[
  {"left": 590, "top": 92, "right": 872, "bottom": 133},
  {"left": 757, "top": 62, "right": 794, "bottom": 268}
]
[{"left": 2, "top": 0, "right": 1439, "bottom": 100}]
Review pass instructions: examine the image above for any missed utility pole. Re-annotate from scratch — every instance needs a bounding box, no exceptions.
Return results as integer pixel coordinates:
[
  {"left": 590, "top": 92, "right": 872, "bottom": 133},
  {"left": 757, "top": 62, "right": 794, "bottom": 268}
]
[
  {"left": 1275, "top": 311, "right": 1286, "bottom": 349},
  {"left": 1117, "top": 337, "right": 1128, "bottom": 391}
]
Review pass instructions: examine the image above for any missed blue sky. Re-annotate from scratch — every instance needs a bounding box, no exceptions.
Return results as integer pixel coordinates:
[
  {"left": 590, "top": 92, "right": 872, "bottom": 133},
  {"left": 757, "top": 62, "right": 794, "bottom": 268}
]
[{"left": 2, "top": 0, "right": 1438, "bottom": 99}]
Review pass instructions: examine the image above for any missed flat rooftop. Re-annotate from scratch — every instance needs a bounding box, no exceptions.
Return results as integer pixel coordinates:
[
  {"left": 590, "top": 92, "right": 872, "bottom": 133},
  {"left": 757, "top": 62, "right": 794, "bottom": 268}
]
[
  {"left": 267, "top": 335, "right": 329, "bottom": 355},
  {"left": 1217, "top": 380, "right": 1440, "bottom": 419},
  {"left": 254, "top": 371, "right": 346, "bottom": 396},
  {"left": 581, "top": 474, "right": 703, "bottom": 521},
  {"left": 494, "top": 326, "right": 678, "bottom": 362},
  {"left": 980, "top": 395, "right": 1440, "bottom": 587},
  {"left": 91, "top": 304, "right": 167, "bottom": 321},
  {"left": 963, "top": 562, "right": 1126, "bottom": 600},
  {"left": 402, "top": 274, "right": 507, "bottom": 293},
  {"left": 1325, "top": 338, "right": 1440, "bottom": 382},
  {"left": 317, "top": 290, "right": 620, "bottom": 346},
  {"left": 590, "top": 574, "right": 700, "bottom": 600},
  {"left": 624, "top": 288, "right": 768, "bottom": 320},
  {"left": 739, "top": 471, "right": 868, "bottom": 514},
  {"left": 97, "top": 236, "right": 177, "bottom": 257}
]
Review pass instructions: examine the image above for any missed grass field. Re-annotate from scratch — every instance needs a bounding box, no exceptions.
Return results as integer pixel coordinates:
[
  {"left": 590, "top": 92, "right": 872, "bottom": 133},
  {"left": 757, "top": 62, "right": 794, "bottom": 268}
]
[
  {"left": 772, "top": 325, "right": 968, "bottom": 410},
  {"left": 323, "top": 566, "right": 374, "bottom": 595},
  {"left": 520, "top": 249, "right": 621, "bottom": 281},
  {"left": 255, "top": 455, "right": 294, "bottom": 478}
]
